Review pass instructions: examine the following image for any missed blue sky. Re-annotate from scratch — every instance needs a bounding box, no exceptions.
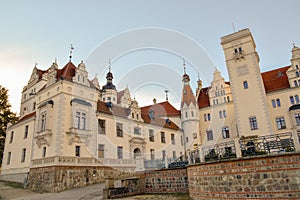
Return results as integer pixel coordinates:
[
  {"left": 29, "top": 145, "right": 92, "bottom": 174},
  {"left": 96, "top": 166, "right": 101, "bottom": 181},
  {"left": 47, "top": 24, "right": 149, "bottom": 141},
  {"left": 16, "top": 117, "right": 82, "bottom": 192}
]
[{"left": 1, "top": 0, "right": 300, "bottom": 113}]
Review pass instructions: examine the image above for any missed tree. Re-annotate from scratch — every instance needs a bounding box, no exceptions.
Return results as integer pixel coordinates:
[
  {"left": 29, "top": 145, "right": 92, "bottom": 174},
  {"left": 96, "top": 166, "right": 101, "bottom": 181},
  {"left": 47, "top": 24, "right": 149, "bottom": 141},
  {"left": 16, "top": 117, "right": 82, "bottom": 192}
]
[{"left": 0, "top": 85, "right": 18, "bottom": 165}]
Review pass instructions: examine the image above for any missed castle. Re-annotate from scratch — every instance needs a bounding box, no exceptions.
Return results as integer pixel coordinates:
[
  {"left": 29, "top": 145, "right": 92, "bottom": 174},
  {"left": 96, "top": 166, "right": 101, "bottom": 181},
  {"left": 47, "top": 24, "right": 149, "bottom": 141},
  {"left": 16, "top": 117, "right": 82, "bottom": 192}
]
[{"left": 1, "top": 28, "right": 300, "bottom": 186}]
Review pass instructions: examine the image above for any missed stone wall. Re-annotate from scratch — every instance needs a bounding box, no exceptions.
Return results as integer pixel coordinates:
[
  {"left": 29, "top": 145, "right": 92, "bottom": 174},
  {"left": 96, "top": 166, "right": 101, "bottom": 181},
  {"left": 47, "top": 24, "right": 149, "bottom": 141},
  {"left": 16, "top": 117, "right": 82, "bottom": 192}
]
[
  {"left": 28, "top": 166, "right": 136, "bottom": 192},
  {"left": 188, "top": 152, "right": 300, "bottom": 199},
  {"left": 144, "top": 167, "right": 188, "bottom": 194}
]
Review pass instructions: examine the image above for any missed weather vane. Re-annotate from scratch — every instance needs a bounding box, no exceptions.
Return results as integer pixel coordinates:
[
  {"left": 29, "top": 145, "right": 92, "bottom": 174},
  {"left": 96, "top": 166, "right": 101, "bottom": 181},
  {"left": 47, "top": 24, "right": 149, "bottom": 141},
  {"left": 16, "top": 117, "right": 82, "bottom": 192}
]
[
  {"left": 69, "top": 44, "right": 74, "bottom": 61},
  {"left": 164, "top": 89, "right": 169, "bottom": 101}
]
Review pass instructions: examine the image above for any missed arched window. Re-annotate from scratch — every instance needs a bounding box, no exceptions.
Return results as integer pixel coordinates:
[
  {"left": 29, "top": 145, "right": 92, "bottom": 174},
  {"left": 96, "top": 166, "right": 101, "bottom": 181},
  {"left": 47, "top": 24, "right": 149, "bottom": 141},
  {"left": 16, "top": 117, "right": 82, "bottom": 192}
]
[
  {"left": 296, "top": 71, "right": 300, "bottom": 77},
  {"left": 294, "top": 80, "right": 298, "bottom": 87}
]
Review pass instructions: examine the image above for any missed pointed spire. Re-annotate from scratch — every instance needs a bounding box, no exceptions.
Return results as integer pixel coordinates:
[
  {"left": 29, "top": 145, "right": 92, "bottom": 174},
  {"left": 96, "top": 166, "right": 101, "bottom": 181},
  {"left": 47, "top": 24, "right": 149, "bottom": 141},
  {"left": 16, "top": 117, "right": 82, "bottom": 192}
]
[
  {"left": 69, "top": 44, "right": 74, "bottom": 61},
  {"left": 183, "top": 58, "right": 186, "bottom": 74},
  {"left": 182, "top": 59, "right": 190, "bottom": 84},
  {"left": 108, "top": 58, "right": 111, "bottom": 72}
]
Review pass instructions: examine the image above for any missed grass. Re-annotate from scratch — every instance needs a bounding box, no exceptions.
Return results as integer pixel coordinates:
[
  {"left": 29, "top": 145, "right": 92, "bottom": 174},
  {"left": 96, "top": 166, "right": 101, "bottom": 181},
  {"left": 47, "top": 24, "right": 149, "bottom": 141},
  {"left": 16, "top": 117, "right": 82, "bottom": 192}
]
[{"left": 0, "top": 180, "right": 24, "bottom": 189}]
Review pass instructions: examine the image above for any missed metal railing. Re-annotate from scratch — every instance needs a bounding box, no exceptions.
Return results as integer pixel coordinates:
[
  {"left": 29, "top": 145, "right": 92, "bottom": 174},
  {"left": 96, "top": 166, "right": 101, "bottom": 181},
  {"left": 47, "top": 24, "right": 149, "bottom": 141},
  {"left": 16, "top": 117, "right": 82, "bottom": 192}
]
[
  {"left": 239, "top": 132, "right": 295, "bottom": 157},
  {"left": 202, "top": 141, "right": 237, "bottom": 162}
]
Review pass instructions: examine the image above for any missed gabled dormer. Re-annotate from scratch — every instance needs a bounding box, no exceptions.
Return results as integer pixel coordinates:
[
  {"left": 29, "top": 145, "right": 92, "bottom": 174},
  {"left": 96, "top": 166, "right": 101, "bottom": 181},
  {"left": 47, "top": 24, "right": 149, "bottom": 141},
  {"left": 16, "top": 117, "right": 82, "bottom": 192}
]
[
  {"left": 73, "top": 61, "right": 89, "bottom": 87},
  {"left": 287, "top": 45, "right": 300, "bottom": 88},
  {"left": 47, "top": 62, "right": 58, "bottom": 86},
  {"left": 130, "top": 99, "right": 143, "bottom": 122},
  {"left": 117, "top": 87, "right": 132, "bottom": 108},
  {"left": 208, "top": 69, "right": 232, "bottom": 106}
]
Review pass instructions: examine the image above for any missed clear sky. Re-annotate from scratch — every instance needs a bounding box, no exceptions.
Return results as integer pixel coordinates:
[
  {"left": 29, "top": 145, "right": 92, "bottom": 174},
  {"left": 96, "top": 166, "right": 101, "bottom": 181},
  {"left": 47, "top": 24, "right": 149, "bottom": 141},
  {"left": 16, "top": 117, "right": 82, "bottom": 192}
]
[{"left": 1, "top": 0, "right": 300, "bottom": 113}]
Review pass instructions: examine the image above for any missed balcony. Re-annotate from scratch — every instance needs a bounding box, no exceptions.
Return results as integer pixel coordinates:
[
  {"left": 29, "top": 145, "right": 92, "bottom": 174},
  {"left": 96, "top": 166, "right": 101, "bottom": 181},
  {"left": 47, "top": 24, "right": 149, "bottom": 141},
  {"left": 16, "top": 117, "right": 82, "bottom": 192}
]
[
  {"left": 34, "top": 129, "right": 52, "bottom": 147},
  {"left": 66, "top": 127, "right": 92, "bottom": 145}
]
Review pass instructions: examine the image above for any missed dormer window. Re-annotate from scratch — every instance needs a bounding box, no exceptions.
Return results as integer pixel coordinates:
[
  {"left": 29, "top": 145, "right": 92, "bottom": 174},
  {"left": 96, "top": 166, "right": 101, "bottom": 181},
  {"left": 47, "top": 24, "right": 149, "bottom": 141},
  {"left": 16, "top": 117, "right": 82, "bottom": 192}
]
[{"left": 277, "top": 71, "right": 283, "bottom": 77}]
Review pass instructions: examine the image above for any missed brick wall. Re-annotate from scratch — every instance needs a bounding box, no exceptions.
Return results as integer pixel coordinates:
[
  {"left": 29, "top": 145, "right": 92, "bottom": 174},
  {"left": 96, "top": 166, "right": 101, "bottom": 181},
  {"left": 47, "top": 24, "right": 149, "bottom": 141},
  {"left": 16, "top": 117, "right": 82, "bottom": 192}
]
[
  {"left": 188, "top": 153, "right": 300, "bottom": 199},
  {"left": 144, "top": 167, "right": 189, "bottom": 194}
]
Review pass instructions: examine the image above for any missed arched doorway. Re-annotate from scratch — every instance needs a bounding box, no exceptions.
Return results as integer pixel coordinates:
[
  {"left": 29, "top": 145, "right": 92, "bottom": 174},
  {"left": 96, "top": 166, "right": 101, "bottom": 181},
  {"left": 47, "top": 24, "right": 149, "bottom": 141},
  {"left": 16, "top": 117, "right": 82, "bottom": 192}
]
[{"left": 133, "top": 148, "right": 141, "bottom": 159}]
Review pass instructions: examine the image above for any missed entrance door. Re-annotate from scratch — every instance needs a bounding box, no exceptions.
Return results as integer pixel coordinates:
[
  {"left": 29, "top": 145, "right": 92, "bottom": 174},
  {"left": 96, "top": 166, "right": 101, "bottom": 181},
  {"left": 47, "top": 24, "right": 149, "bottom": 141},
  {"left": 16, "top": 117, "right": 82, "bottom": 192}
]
[{"left": 133, "top": 148, "right": 141, "bottom": 159}]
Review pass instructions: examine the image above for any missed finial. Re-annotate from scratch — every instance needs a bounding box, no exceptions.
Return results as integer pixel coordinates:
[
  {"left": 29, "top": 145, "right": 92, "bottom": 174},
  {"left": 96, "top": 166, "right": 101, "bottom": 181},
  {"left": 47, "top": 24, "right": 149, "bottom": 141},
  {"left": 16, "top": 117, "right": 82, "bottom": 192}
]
[
  {"left": 164, "top": 89, "right": 169, "bottom": 101},
  {"left": 183, "top": 58, "right": 186, "bottom": 74},
  {"left": 198, "top": 73, "right": 200, "bottom": 81},
  {"left": 34, "top": 63, "right": 38, "bottom": 68},
  {"left": 232, "top": 22, "right": 236, "bottom": 32},
  {"left": 69, "top": 44, "right": 74, "bottom": 61},
  {"left": 153, "top": 98, "right": 157, "bottom": 104},
  {"left": 55, "top": 58, "right": 57, "bottom": 64},
  {"left": 293, "top": 43, "right": 296, "bottom": 48},
  {"left": 108, "top": 58, "right": 111, "bottom": 72}
]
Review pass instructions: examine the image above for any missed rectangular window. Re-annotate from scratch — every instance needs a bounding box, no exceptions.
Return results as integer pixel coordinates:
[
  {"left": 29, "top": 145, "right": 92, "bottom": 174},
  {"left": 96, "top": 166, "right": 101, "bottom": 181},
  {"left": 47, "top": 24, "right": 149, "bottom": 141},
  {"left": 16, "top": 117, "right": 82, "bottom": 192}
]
[
  {"left": 41, "top": 112, "right": 47, "bottom": 131},
  {"left": 76, "top": 112, "right": 81, "bottom": 129},
  {"left": 272, "top": 99, "right": 276, "bottom": 108},
  {"left": 290, "top": 96, "right": 295, "bottom": 105},
  {"left": 161, "top": 132, "right": 166, "bottom": 143},
  {"left": 171, "top": 134, "right": 175, "bottom": 145},
  {"left": 172, "top": 151, "right": 176, "bottom": 159},
  {"left": 116, "top": 123, "right": 123, "bottom": 137},
  {"left": 204, "top": 114, "right": 207, "bottom": 122},
  {"left": 295, "top": 95, "right": 299, "bottom": 104},
  {"left": 191, "top": 111, "right": 194, "bottom": 117},
  {"left": 150, "top": 149, "right": 155, "bottom": 160},
  {"left": 206, "top": 130, "right": 213, "bottom": 141},
  {"left": 223, "top": 110, "right": 227, "bottom": 118},
  {"left": 185, "top": 112, "right": 188, "bottom": 118},
  {"left": 295, "top": 114, "right": 300, "bottom": 125},
  {"left": 42, "top": 147, "right": 46, "bottom": 157},
  {"left": 134, "top": 126, "right": 141, "bottom": 135},
  {"left": 76, "top": 112, "right": 86, "bottom": 130},
  {"left": 276, "top": 99, "right": 281, "bottom": 107},
  {"left": 207, "top": 113, "right": 211, "bottom": 121},
  {"left": 75, "top": 146, "right": 80, "bottom": 157},
  {"left": 98, "top": 119, "right": 105, "bottom": 134},
  {"left": 98, "top": 144, "right": 105, "bottom": 158},
  {"left": 249, "top": 117, "right": 258, "bottom": 130},
  {"left": 219, "top": 111, "right": 223, "bottom": 119},
  {"left": 276, "top": 117, "right": 286, "bottom": 130},
  {"left": 222, "top": 127, "right": 230, "bottom": 139},
  {"left": 117, "top": 146, "right": 123, "bottom": 159},
  {"left": 21, "top": 148, "right": 26, "bottom": 163},
  {"left": 162, "top": 150, "right": 166, "bottom": 160},
  {"left": 24, "top": 125, "right": 29, "bottom": 139},
  {"left": 9, "top": 131, "right": 14, "bottom": 143},
  {"left": 227, "top": 96, "right": 230, "bottom": 102},
  {"left": 82, "top": 113, "right": 86, "bottom": 130},
  {"left": 186, "top": 137, "right": 189, "bottom": 143},
  {"left": 149, "top": 129, "right": 154, "bottom": 142},
  {"left": 180, "top": 136, "right": 183, "bottom": 146},
  {"left": 243, "top": 81, "right": 248, "bottom": 89},
  {"left": 7, "top": 152, "right": 11, "bottom": 165}
]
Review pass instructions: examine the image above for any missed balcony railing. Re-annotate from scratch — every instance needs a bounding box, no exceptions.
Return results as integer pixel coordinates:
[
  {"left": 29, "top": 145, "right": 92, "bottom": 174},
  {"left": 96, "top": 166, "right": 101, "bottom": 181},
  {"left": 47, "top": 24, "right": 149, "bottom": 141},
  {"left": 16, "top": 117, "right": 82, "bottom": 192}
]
[
  {"left": 202, "top": 141, "right": 237, "bottom": 162},
  {"left": 31, "top": 156, "right": 135, "bottom": 168},
  {"left": 239, "top": 132, "right": 295, "bottom": 157}
]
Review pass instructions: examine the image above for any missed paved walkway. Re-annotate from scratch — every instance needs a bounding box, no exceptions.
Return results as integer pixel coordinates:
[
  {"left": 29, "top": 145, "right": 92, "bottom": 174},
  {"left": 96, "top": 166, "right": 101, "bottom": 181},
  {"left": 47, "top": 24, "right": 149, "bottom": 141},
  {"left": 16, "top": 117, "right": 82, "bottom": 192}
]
[{"left": 0, "top": 181, "right": 105, "bottom": 200}]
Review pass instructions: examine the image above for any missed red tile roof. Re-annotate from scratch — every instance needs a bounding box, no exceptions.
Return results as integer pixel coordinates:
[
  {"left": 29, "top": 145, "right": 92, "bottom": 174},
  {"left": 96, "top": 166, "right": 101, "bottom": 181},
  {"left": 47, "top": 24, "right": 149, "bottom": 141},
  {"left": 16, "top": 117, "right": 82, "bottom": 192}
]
[
  {"left": 181, "top": 84, "right": 196, "bottom": 107},
  {"left": 261, "top": 66, "right": 290, "bottom": 93},
  {"left": 197, "top": 87, "right": 210, "bottom": 109},
  {"left": 96, "top": 100, "right": 179, "bottom": 130},
  {"left": 141, "top": 114, "right": 180, "bottom": 130},
  {"left": 140, "top": 101, "right": 180, "bottom": 117},
  {"left": 197, "top": 66, "right": 291, "bottom": 109},
  {"left": 17, "top": 112, "right": 36, "bottom": 124},
  {"left": 56, "top": 62, "right": 76, "bottom": 81}
]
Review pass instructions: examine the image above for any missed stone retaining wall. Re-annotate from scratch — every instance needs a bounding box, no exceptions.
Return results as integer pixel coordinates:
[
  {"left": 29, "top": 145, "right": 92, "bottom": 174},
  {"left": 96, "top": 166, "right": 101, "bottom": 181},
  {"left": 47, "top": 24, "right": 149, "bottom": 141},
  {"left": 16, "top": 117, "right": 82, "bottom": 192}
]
[
  {"left": 28, "top": 166, "right": 135, "bottom": 192},
  {"left": 144, "top": 167, "right": 188, "bottom": 194},
  {"left": 188, "top": 152, "right": 300, "bottom": 199}
]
